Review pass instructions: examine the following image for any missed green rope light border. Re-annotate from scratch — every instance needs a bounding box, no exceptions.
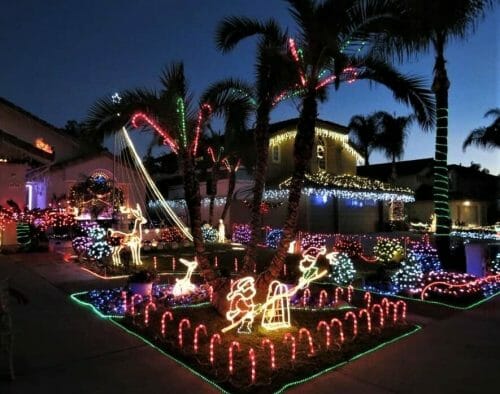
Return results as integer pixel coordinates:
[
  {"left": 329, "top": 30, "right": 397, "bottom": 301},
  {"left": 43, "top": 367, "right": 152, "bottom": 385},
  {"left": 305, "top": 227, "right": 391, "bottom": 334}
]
[{"left": 71, "top": 291, "right": 421, "bottom": 393}]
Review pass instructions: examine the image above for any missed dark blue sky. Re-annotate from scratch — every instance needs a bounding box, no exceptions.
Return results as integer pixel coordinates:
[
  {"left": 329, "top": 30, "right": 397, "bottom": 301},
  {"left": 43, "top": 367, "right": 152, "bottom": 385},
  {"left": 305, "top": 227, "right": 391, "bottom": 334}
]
[{"left": 1, "top": 0, "right": 498, "bottom": 173}]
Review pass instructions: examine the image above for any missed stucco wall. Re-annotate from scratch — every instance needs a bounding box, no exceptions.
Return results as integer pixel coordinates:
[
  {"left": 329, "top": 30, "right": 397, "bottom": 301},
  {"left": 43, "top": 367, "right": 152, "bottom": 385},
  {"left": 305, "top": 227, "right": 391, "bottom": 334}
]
[{"left": 0, "top": 163, "right": 27, "bottom": 208}]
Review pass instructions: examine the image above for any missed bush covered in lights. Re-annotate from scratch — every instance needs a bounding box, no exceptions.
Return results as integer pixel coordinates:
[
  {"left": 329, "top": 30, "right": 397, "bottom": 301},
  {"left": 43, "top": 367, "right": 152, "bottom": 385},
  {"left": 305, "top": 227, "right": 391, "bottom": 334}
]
[
  {"left": 391, "top": 251, "right": 424, "bottom": 294},
  {"left": 333, "top": 237, "right": 363, "bottom": 258},
  {"left": 160, "top": 226, "right": 186, "bottom": 243},
  {"left": 266, "top": 229, "right": 283, "bottom": 249},
  {"left": 374, "top": 238, "right": 404, "bottom": 264},
  {"left": 408, "top": 239, "right": 441, "bottom": 273},
  {"left": 87, "top": 240, "right": 112, "bottom": 261},
  {"left": 300, "top": 232, "right": 327, "bottom": 251},
  {"left": 72, "top": 224, "right": 112, "bottom": 263},
  {"left": 490, "top": 252, "right": 500, "bottom": 274},
  {"left": 232, "top": 223, "right": 251, "bottom": 244},
  {"left": 328, "top": 252, "right": 356, "bottom": 285},
  {"left": 201, "top": 224, "right": 218, "bottom": 243}
]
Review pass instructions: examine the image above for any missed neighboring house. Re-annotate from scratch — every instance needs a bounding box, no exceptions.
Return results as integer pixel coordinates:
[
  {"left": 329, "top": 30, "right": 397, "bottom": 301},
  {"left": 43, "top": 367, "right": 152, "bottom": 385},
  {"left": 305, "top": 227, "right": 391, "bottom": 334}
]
[
  {"left": 0, "top": 97, "right": 143, "bottom": 215},
  {"left": 164, "top": 118, "right": 414, "bottom": 234},
  {"left": 357, "top": 158, "right": 499, "bottom": 226}
]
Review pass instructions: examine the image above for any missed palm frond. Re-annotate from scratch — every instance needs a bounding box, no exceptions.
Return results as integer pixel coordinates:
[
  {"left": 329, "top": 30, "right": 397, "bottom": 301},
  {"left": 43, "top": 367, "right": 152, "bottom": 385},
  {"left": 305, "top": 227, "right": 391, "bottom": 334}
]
[{"left": 355, "top": 56, "right": 435, "bottom": 130}]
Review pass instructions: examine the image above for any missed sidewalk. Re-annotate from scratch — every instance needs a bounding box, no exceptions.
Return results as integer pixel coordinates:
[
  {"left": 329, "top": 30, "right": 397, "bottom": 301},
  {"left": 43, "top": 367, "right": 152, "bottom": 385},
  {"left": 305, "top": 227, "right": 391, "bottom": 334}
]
[{"left": 1, "top": 252, "right": 499, "bottom": 393}]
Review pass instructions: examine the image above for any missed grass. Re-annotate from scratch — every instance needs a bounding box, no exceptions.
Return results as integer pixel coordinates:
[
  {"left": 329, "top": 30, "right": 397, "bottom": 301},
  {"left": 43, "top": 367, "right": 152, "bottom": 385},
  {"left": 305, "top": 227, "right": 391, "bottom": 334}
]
[{"left": 72, "top": 288, "right": 418, "bottom": 393}]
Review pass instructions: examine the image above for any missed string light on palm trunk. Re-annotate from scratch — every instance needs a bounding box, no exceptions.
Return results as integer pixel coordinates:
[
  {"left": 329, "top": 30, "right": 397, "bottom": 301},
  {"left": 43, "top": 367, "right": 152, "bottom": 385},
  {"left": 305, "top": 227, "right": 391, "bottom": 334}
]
[
  {"left": 176, "top": 97, "right": 187, "bottom": 148},
  {"left": 288, "top": 38, "right": 306, "bottom": 86},
  {"left": 192, "top": 103, "right": 212, "bottom": 156}
]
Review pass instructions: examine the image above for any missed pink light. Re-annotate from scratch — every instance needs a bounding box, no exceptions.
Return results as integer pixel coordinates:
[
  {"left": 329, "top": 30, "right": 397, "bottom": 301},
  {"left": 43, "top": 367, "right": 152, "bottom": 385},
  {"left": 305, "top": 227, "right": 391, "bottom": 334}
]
[
  {"left": 347, "top": 285, "right": 354, "bottom": 303},
  {"left": 153, "top": 256, "right": 157, "bottom": 271},
  {"left": 364, "top": 292, "right": 371, "bottom": 309},
  {"left": 288, "top": 38, "right": 306, "bottom": 86},
  {"left": 249, "top": 348, "right": 256, "bottom": 384},
  {"left": 298, "top": 327, "right": 315, "bottom": 356},
  {"left": 192, "top": 103, "right": 212, "bottom": 157},
  {"left": 420, "top": 274, "right": 500, "bottom": 300},
  {"left": 172, "top": 257, "right": 176, "bottom": 271},
  {"left": 131, "top": 112, "right": 178, "bottom": 154},
  {"left": 222, "top": 158, "right": 231, "bottom": 172},
  {"left": 178, "top": 318, "right": 191, "bottom": 348},
  {"left": 121, "top": 290, "right": 127, "bottom": 313},
  {"left": 283, "top": 333, "right": 296, "bottom": 362},
  {"left": 395, "top": 300, "right": 407, "bottom": 323},
  {"left": 213, "top": 256, "right": 218, "bottom": 268},
  {"left": 318, "top": 290, "right": 328, "bottom": 308},
  {"left": 130, "top": 294, "right": 143, "bottom": 316},
  {"left": 371, "top": 304, "right": 385, "bottom": 329},
  {"left": 302, "top": 288, "right": 311, "bottom": 307},
  {"left": 283, "top": 264, "right": 287, "bottom": 277},
  {"left": 358, "top": 308, "right": 372, "bottom": 333},
  {"left": 330, "top": 318, "right": 344, "bottom": 345},
  {"left": 262, "top": 338, "right": 276, "bottom": 370},
  {"left": 317, "top": 320, "right": 331, "bottom": 349},
  {"left": 208, "top": 285, "right": 214, "bottom": 303},
  {"left": 228, "top": 341, "right": 240, "bottom": 375},
  {"left": 144, "top": 302, "right": 157, "bottom": 326},
  {"left": 381, "top": 297, "right": 390, "bottom": 316},
  {"left": 193, "top": 324, "right": 207, "bottom": 353},
  {"left": 209, "top": 333, "right": 222, "bottom": 365},
  {"left": 334, "top": 287, "right": 344, "bottom": 304},
  {"left": 207, "top": 146, "right": 216, "bottom": 163},
  {"left": 344, "top": 311, "right": 358, "bottom": 338},
  {"left": 234, "top": 257, "right": 238, "bottom": 273},
  {"left": 160, "top": 311, "right": 173, "bottom": 336},
  {"left": 315, "top": 75, "right": 336, "bottom": 90}
]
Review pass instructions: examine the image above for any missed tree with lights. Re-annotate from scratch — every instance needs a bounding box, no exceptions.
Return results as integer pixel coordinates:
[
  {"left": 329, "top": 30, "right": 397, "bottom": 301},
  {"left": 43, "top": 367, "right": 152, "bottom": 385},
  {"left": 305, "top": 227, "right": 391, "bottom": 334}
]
[
  {"left": 328, "top": 252, "right": 356, "bottom": 286},
  {"left": 86, "top": 63, "right": 250, "bottom": 299},
  {"left": 210, "top": 18, "right": 294, "bottom": 273},
  {"left": 463, "top": 108, "right": 500, "bottom": 151},
  {"left": 377, "top": 0, "right": 495, "bottom": 267},
  {"left": 391, "top": 251, "right": 424, "bottom": 294},
  {"left": 374, "top": 238, "right": 405, "bottom": 264}
]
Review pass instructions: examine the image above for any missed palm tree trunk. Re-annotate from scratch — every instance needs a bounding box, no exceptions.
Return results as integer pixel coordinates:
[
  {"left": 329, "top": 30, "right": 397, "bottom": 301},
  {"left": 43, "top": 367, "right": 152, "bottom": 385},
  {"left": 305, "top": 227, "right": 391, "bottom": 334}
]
[
  {"left": 221, "top": 167, "right": 236, "bottom": 221},
  {"left": 208, "top": 167, "right": 218, "bottom": 226},
  {"left": 243, "top": 105, "right": 271, "bottom": 273},
  {"left": 256, "top": 93, "right": 318, "bottom": 291},
  {"left": 432, "top": 36, "right": 451, "bottom": 267},
  {"left": 364, "top": 148, "right": 370, "bottom": 165},
  {"left": 182, "top": 151, "right": 219, "bottom": 283}
]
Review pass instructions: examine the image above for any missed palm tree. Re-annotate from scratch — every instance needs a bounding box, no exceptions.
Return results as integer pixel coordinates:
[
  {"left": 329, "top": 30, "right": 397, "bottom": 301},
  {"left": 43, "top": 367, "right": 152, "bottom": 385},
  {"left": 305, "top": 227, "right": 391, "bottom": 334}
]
[
  {"left": 85, "top": 62, "right": 224, "bottom": 288},
  {"left": 254, "top": 0, "right": 435, "bottom": 287},
  {"left": 377, "top": 0, "right": 495, "bottom": 264},
  {"left": 211, "top": 20, "right": 295, "bottom": 273},
  {"left": 374, "top": 112, "right": 414, "bottom": 178},
  {"left": 347, "top": 113, "right": 381, "bottom": 165},
  {"left": 463, "top": 108, "right": 500, "bottom": 150}
]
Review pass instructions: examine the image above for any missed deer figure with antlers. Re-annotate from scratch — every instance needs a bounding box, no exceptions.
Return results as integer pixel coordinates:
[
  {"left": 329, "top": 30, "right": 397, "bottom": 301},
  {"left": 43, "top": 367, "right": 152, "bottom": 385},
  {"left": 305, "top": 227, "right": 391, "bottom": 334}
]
[{"left": 109, "top": 204, "right": 147, "bottom": 266}]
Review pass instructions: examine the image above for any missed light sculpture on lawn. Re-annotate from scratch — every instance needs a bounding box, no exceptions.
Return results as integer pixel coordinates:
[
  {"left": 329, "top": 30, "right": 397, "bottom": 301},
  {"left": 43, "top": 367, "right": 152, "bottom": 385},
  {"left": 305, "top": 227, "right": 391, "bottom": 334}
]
[
  {"left": 109, "top": 204, "right": 146, "bottom": 266},
  {"left": 172, "top": 258, "right": 198, "bottom": 296}
]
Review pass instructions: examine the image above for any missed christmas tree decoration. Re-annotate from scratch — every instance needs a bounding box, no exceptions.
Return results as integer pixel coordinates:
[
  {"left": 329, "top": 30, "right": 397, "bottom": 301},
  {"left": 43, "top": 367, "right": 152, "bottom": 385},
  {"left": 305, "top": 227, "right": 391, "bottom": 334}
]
[
  {"left": 326, "top": 251, "right": 356, "bottom": 286},
  {"left": 391, "top": 251, "right": 424, "bottom": 294},
  {"left": 231, "top": 224, "right": 251, "bottom": 244},
  {"left": 374, "top": 238, "right": 405, "bottom": 264},
  {"left": 408, "top": 237, "right": 441, "bottom": 273},
  {"left": 333, "top": 236, "right": 363, "bottom": 258},
  {"left": 201, "top": 224, "right": 218, "bottom": 243}
]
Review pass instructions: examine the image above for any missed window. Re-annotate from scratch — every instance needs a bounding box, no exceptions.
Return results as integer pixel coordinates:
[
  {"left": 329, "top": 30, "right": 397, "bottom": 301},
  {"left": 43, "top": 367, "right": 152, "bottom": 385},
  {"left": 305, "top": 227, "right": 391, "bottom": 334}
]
[
  {"left": 317, "top": 137, "right": 326, "bottom": 170},
  {"left": 272, "top": 145, "right": 281, "bottom": 163}
]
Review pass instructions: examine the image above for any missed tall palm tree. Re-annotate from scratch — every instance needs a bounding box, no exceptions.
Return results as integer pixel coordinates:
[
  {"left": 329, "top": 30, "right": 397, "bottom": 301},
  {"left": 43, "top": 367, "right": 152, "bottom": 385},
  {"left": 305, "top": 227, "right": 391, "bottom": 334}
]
[
  {"left": 375, "top": 111, "right": 414, "bottom": 167},
  {"left": 211, "top": 21, "right": 295, "bottom": 273},
  {"left": 255, "top": 0, "right": 435, "bottom": 288},
  {"left": 85, "top": 62, "right": 224, "bottom": 288},
  {"left": 347, "top": 113, "right": 381, "bottom": 165},
  {"left": 463, "top": 108, "right": 500, "bottom": 150},
  {"left": 377, "top": 0, "right": 495, "bottom": 264}
]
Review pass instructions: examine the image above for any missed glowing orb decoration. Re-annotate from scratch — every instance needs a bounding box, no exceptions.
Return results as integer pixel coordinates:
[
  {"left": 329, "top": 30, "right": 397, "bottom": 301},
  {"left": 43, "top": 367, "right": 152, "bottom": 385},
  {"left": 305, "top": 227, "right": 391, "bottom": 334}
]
[
  {"left": 109, "top": 204, "right": 147, "bottom": 266},
  {"left": 261, "top": 281, "right": 291, "bottom": 330},
  {"left": 225, "top": 277, "right": 257, "bottom": 334},
  {"left": 172, "top": 258, "right": 198, "bottom": 297}
]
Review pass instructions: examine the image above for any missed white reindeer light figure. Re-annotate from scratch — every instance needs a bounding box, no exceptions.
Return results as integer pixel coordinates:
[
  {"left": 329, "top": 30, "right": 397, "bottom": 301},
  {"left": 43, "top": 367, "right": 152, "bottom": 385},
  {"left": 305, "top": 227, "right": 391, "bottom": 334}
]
[
  {"left": 109, "top": 204, "right": 147, "bottom": 266},
  {"left": 172, "top": 258, "right": 198, "bottom": 296}
]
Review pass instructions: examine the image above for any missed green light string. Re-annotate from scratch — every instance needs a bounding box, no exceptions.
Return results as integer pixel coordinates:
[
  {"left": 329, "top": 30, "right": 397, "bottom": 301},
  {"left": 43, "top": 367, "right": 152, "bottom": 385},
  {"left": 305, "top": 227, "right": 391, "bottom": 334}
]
[
  {"left": 176, "top": 97, "right": 187, "bottom": 148},
  {"left": 433, "top": 107, "right": 450, "bottom": 235}
]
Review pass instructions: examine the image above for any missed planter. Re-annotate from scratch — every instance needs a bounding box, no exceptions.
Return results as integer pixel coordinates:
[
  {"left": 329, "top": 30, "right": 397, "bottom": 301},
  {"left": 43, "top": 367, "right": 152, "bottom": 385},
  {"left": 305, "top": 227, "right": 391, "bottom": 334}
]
[{"left": 129, "top": 282, "right": 153, "bottom": 296}]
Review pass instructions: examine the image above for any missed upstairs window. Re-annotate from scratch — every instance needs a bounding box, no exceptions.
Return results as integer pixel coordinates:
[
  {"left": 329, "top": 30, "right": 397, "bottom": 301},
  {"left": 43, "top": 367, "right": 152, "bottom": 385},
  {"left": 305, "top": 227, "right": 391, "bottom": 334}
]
[
  {"left": 272, "top": 145, "right": 281, "bottom": 163},
  {"left": 317, "top": 137, "right": 326, "bottom": 170}
]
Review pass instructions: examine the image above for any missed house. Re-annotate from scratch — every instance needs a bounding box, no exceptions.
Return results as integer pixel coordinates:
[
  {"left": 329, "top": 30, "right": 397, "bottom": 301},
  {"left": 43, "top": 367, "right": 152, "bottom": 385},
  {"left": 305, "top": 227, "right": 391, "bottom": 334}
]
[
  {"left": 0, "top": 97, "right": 144, "bottom": 245},
  {"left": 357, "top": 158, "right": 499, "bottom": 226},
  {"left": 163, "top": 118, "right": 415, "bottom": 234}
]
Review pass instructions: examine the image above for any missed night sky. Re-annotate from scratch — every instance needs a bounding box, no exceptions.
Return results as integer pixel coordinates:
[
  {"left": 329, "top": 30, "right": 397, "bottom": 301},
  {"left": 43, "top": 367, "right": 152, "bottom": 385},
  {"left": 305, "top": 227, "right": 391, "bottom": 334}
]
[{"left": 1, "top": 0, "right": 498, "bottom": 173}]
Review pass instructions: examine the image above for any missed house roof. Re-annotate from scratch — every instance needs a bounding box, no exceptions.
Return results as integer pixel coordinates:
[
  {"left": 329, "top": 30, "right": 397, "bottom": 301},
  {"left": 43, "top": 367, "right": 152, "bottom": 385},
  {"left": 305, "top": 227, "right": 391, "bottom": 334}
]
[
  {"left": 269, "top": 118, "right": 349, "bottom": 135},
  {"left": 278, "top": 172, "right": 415, "bottom": 202},
  {"left": 0, "top": 127, "right": 54, "bottom": 164},
  {"left": 0, "top": 96, "right": 79, "bottom": 144},
  {"left": 357, "top": 158, "right": 434, "bottom": 181}
]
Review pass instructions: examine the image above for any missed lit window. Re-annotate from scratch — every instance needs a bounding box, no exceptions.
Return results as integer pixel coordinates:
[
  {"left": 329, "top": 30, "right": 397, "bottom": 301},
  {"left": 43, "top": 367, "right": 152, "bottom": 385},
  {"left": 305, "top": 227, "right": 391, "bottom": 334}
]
[
  {"left": 317, "top": 137, "right": 326, "bottom": 170},
  {"left": 272, "top": 145, "right": 280, "bottom": 163}
]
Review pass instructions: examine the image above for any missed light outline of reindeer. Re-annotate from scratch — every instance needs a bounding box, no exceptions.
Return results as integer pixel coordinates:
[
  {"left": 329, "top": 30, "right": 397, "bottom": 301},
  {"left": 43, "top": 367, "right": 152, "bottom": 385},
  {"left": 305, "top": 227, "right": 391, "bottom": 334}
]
[
  {"left": 109, "top": 204, "right": 147, "bottom": 266},
  {"left": 172, "top": 258, "right": 198, "bottom": 296}
]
